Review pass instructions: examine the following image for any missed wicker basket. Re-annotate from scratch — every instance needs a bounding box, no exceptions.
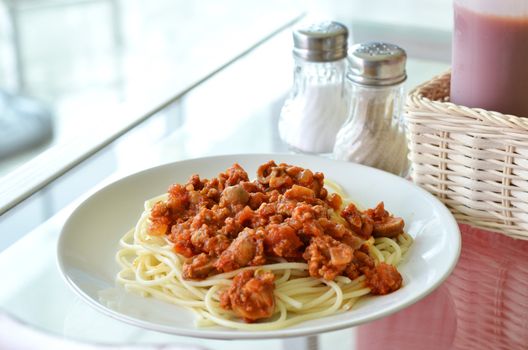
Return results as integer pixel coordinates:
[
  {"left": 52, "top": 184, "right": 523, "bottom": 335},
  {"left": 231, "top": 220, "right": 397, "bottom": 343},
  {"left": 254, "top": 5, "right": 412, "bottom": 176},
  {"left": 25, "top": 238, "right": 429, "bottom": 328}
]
[{"left": 405, "top": 71, "right": 528, "bottom": 240}]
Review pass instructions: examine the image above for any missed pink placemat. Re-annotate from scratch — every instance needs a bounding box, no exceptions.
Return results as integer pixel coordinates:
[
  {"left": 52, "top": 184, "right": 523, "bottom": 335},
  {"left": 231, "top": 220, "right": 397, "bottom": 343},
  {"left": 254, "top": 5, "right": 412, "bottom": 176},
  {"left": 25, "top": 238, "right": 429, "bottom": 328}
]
[{"left": 356, "top": 223, "right": 528, "bottom": 350}]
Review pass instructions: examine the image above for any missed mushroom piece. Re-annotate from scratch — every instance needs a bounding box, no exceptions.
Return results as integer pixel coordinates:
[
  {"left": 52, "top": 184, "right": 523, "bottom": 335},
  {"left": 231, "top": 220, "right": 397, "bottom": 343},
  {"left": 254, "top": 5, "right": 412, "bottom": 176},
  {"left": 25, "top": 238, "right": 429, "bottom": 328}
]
[{"left": 372, "top": 217, "right": 405, "bottom": 238}]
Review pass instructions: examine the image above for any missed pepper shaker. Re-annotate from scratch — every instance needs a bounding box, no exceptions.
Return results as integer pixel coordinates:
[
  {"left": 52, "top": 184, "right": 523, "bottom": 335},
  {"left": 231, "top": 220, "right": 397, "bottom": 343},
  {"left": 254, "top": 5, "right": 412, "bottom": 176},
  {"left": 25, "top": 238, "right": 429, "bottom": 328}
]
[
  {"left": 278, "top": 21, "right": 349, "bottom": 155},
  {"left": 333, "top": 42, "right": 409, "bottom": 176}
]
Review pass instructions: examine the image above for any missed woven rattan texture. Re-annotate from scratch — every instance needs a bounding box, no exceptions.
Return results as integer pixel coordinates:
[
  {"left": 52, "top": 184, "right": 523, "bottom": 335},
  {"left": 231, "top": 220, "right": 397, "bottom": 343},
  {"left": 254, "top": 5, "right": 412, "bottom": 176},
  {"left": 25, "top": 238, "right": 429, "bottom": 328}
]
[{"left": 405, "top": 72, "right": 528, "bottom": 239}]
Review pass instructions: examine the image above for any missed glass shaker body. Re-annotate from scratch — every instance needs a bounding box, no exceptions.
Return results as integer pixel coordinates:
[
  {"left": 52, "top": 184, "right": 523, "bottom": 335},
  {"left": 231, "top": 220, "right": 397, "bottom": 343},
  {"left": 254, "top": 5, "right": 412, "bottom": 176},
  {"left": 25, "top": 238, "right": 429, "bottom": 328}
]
[
  {"left": 451, "top": 0, "right": 528, "bottom": 117},
  {"left": 333, "top": 80, "right": 409, "bottom": 177},
  {"left": 279, "top": 56, "right": 348, "bottom": 155}
]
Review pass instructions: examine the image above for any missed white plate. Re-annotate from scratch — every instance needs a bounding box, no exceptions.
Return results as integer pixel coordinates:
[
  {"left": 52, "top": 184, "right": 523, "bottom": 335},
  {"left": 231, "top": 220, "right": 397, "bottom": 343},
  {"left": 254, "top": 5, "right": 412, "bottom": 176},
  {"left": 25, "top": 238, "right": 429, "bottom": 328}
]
[{"left": 57, "top": 154, "right": 460, "bottom": 340}]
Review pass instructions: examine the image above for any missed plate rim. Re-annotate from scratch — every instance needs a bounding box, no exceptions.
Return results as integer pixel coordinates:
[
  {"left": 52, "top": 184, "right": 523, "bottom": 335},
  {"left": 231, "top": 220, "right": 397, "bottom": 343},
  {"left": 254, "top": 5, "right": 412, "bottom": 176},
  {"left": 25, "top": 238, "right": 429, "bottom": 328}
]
[{"left": 57, "top": 153, "right": 461, "bottom": 340}]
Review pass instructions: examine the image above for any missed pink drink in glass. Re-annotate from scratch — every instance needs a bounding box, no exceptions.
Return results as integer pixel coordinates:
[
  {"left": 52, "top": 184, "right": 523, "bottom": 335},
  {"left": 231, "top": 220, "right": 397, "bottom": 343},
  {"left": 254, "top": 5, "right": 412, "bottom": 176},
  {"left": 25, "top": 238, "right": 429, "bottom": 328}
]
[{"left": 451, "top": 0, "right": 528, "bottom": 117}]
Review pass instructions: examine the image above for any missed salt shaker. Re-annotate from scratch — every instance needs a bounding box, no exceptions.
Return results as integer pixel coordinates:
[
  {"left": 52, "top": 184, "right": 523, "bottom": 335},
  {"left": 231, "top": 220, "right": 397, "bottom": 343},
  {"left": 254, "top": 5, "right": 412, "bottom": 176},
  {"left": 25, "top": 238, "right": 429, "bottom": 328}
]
[
  {"left": 333, "top": 42, "right": 409, "bottom": 176},
  {"left": 278, "top": 21, "right": 349, "bottom": 155}
]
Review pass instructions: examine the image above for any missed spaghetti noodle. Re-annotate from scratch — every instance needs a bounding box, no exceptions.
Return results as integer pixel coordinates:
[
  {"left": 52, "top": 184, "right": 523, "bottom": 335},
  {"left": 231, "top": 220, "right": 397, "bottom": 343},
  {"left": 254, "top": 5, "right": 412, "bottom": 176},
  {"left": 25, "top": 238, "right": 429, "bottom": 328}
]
[{"left": 115, "top": 161, "right": 412, "bottom": 330}]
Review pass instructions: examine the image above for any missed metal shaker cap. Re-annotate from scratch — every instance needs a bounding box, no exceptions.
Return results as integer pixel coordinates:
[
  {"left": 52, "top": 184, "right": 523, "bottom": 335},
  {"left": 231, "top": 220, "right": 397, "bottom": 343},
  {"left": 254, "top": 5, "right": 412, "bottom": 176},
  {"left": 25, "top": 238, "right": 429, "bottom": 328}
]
[
  {"left": 348, "top": 42, "right": 407, "bottom": 86},
  {"left": 293, "top": 21, "right": 348, "bottom": 62}
]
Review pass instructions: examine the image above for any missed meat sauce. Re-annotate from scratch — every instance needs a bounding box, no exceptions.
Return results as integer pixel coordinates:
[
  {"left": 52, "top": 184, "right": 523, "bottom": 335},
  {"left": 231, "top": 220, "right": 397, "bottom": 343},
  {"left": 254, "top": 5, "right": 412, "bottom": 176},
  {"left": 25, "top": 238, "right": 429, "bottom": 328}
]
[{"left": 148, "top": 161, "right": 404, "bottom": 322}]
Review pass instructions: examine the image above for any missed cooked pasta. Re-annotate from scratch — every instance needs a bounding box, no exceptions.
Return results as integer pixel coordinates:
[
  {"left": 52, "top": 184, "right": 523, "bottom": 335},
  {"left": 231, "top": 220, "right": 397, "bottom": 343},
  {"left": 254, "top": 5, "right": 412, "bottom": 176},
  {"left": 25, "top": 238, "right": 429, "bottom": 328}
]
[{"left": 116, "top": 161, "right": 413, "bottom": 330}]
